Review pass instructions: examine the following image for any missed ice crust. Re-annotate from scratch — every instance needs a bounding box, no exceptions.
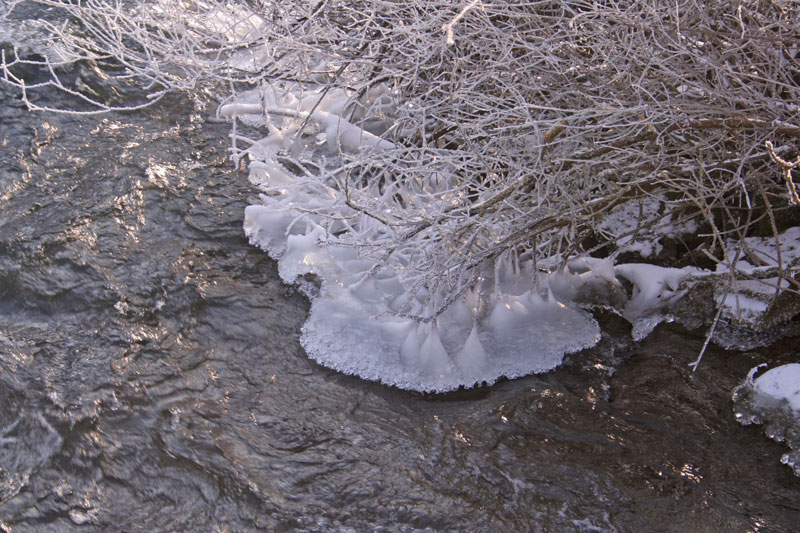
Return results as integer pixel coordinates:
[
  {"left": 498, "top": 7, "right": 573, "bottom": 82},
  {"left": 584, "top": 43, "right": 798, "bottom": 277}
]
[{"left": 716, "top": 227, "right": 800, "bottom": 328}]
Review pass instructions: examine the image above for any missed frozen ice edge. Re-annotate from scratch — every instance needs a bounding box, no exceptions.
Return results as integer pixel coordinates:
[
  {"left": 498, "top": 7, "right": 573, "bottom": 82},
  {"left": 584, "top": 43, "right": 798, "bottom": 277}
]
[{"left": 300, "top": 284, "right": 602, "bottom": 393}]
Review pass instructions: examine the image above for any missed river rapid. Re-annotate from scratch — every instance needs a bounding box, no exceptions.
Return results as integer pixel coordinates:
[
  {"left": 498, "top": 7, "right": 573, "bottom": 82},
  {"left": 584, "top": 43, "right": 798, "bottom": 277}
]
[{"left": 0, "top": 56, "right": 799, "bottom": 532}]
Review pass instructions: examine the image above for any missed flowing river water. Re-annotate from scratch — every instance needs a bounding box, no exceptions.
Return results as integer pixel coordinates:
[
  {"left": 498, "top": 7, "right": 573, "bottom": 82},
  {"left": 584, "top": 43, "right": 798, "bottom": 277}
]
[{"left": 0, "top": 53, "right": 799, "bottom": 532}]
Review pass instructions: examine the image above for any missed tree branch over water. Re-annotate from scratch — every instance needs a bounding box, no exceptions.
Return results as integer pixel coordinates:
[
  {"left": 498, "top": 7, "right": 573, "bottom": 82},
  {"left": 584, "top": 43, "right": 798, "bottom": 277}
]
[{"left": 3, "top": 0, "right": 799, "bottom": 330}]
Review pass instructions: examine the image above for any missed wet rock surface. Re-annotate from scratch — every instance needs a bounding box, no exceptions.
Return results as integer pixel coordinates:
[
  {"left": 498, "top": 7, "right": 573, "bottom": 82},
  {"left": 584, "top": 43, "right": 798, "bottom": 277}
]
[{"left": 0, "top": 84, "right": 799, "bottom": 531}]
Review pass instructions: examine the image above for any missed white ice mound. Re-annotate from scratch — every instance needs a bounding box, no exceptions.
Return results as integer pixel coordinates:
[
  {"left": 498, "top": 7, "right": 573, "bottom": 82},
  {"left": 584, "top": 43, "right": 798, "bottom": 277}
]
[{"left": 614, "top": 262, "right": 696, "bottom": 340}]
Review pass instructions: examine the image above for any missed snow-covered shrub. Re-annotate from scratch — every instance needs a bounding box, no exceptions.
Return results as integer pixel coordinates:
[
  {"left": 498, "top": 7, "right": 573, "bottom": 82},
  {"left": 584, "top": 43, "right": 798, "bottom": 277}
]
[{"left": 3, "top": 0, "right": 799, "bottom": 389}]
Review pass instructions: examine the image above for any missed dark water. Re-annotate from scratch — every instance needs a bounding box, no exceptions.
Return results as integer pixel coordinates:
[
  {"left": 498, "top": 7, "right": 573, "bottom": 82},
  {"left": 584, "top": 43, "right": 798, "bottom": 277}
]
[{"left": 1, "top": 75, "right": 799, "bottom": 531}]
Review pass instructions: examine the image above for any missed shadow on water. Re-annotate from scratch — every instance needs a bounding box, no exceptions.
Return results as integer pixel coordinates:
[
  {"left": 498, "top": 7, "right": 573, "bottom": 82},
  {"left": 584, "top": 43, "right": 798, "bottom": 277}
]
[{"left": 0, "top": 79, "right": 799, "bottom": 531}]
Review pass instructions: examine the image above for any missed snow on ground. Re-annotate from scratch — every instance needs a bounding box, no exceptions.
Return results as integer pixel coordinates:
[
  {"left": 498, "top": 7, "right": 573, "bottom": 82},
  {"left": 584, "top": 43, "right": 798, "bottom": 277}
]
[{"left": 596, "top": 194, "right": 698, "bottom": 259}]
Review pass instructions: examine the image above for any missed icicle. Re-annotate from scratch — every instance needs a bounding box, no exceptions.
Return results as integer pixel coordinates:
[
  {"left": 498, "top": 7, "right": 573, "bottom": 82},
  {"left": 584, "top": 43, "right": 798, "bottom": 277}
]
[
  {"left": 507, "top": 295, "right": 529, "bottom": 315},
  {"left": 455, "top": 324, "right": 488, "bottom": 371},
  {"left": 373, "top": 272, "right": 403, "bottom": 296},
  {"left": 493, "top": 257, "right": 502, "bottom": 298},
  {"left": 379, "top": 318, "right": 416, "bottom": 346},
  {"left": 488, "top": 296, "right": 516, "bottom": 331},
  {"left": 465, "top": 281, "right": 482, "bottom": 315},
  {"left": 419, "top": 323, "right": 451, "bottom": 375},
  {"left": 349, "top": 273, "right": 381, "bottom": 303},
  {"left": 511, "top": 248, "right": 520, "bottom": 276},
  {"left": 400, "top": 323, "right": 422, "bottom": 367},
  {"left": 546, "top": 285, "right": 556, "bottom": 303},
  {"left": 389, "top": 290, "right": 422, "bottom": 314},
  {"left": 524, "top": 288, "right": 546, "bottom": 307},
  {"left": 448, "top": 297, "right": 474, "bottom": 330}
]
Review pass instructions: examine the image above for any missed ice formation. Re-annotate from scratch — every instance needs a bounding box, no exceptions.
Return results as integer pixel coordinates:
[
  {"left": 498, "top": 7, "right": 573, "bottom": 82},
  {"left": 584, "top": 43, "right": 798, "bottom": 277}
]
[
  {"left": 242, "top": 178, "right": 604, "bottom": 391},
  {"left": 223, "top": 84, "right": 718, "bottom": 392},
  {"left": 733, "top": 364, "right": 800, "bottom": 476}
]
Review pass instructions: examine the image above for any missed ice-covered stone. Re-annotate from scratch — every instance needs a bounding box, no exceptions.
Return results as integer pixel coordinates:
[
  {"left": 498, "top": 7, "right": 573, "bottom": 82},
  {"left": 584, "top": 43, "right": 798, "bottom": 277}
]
[
  {"left": 733, "top": 364, "right": 800, "bottom": 476},
  {"left": 754, "top": 364, "right": 800, "bottom": 413}
]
